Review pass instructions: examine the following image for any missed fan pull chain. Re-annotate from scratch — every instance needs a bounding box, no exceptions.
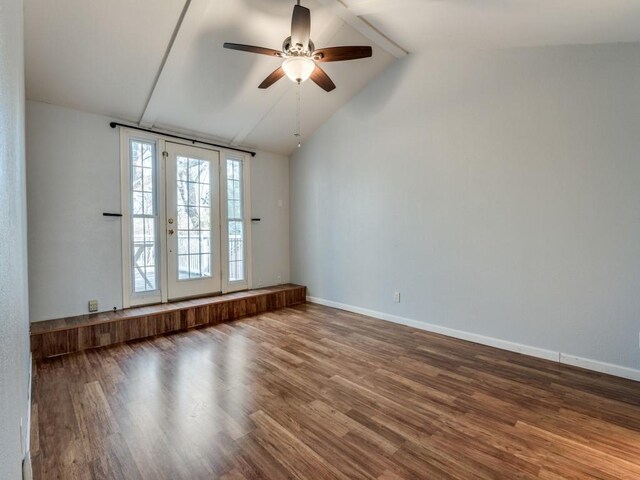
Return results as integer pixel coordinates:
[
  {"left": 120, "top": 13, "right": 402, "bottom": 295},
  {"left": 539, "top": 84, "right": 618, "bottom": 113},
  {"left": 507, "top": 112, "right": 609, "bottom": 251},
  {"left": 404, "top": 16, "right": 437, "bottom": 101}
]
[{"left": 295, "top": 81, "right": 302, "bottom": 148}]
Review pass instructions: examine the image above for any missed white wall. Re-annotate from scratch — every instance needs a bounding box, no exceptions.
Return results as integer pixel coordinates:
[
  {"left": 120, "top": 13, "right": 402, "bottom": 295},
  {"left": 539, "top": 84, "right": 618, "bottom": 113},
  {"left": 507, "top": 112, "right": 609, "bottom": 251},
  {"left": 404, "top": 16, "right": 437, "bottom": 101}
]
[
  {"left": 27, "top": 101, "right": 122, "bottom": 321},
  {"left": 250, "top": 150, "right": 291, "bottom": 288},
  {"left": 0, "top": 0, "right": 31, "bottom": 478},
  {"left": 27, "top": 101, "right": 290, "bottom": 322},
  {"left": 291, "top": 43, "right": 640, "bottom": 374}
]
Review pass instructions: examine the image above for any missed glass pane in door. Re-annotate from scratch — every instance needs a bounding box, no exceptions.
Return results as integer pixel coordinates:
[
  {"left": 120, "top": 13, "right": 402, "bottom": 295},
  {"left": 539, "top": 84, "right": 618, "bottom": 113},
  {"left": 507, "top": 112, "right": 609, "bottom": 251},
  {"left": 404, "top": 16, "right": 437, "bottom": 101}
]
[
  {"left": 176, "top": 156, "right": 212, "bottom": 280},
  {"left": 130, "top": 139, "right": 158, "bottom": 293},
  {"left": 226, "top": 157, "right": 245, "bottom": 282}
]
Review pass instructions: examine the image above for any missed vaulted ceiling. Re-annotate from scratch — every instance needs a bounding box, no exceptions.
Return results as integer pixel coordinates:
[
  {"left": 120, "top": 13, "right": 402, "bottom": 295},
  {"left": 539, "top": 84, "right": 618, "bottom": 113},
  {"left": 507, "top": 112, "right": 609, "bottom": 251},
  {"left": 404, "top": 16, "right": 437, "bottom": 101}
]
[
  {"left": 25, "top": 0, "right": 640, "bottom": 155},
  {"left": 345, "top": 0, "right": 640, "bottom": 51}
]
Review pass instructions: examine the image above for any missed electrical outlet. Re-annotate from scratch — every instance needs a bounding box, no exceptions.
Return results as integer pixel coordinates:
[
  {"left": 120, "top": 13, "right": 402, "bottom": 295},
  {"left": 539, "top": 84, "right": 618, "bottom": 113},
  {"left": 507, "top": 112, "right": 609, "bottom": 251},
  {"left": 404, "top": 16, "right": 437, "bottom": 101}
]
[
  {"left": 88, "top": 300, "right": 98, "bottom": 312},
  {"left": 393, "top": 292, "right": 401, "bottom": 303},
  {"left": 277, "top": 275, "right": 282, "bottom": 284}
]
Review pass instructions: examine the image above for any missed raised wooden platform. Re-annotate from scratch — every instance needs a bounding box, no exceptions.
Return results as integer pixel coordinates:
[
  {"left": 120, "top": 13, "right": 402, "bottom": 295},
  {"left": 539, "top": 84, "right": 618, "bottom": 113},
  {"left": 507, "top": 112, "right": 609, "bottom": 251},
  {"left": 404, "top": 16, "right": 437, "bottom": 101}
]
[{"left": 30, "top": 284, "right": 306, "bottom": 359}]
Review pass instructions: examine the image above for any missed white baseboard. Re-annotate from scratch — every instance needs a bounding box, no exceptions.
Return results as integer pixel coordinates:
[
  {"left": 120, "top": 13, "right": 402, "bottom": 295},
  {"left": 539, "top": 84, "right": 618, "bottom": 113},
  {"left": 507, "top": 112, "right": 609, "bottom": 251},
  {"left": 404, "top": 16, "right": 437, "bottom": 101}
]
[
  {"left": 306, "top": 296, "right": 640, "bottom": 382},
  {"left": 559, "top": 353, "right": 640, "bottom": 381}
]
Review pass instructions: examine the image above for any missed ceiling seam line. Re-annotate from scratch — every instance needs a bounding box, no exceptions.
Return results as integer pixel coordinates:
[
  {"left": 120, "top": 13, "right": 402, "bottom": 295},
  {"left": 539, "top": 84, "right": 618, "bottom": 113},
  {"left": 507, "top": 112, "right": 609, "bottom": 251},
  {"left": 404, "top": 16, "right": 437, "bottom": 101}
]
[
  {"left": 316, "top": 0, "right": 408, "bottom": 57},
  {"left": 353, "top": 13, "right": 408, "bottom": 55},
  {"left": 138, "top": 0, "right": 193, "bottom": 127}
]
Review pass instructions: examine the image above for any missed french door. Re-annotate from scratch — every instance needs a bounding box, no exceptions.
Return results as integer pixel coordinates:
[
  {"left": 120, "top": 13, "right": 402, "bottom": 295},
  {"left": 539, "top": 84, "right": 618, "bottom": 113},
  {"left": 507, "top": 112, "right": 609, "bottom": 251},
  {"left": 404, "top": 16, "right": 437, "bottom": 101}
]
[
  {"left": 165, "top": 142, "right": 221, "bottom": 300},
  {"left": 121, "top": 130, "right": 250, "bottom": 308}
]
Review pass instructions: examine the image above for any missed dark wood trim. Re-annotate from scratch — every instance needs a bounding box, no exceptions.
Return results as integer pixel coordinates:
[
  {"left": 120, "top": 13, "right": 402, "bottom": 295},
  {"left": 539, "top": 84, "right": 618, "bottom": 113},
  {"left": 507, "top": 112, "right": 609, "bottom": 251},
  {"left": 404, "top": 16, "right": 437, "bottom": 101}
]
[{"left": 30, "top": 284, "right": 306, "bottom": 359}]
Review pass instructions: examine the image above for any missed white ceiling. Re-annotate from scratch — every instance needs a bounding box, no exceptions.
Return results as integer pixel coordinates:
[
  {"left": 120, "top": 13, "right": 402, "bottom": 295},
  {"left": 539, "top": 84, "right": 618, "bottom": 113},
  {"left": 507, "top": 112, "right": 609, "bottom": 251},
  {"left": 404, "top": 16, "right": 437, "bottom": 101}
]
[
  {"left": 346, "top": 0, "right": 640, "bottom": 51},
  {"left": 25, "top": 0, "right": 186, "bottom": 121},
  {"left": 25, "top": 0, "right": 640, "bottom": 155}
]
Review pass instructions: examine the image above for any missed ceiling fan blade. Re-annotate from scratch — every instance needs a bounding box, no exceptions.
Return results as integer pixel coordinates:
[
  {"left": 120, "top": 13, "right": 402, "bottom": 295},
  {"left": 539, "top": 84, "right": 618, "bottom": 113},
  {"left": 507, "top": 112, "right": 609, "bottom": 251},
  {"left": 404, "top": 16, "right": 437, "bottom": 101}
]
[
  {"left": 223, "top": 43, "right": 282, "bottom": 57},
  {"left": 258, "top": 66, "right": 286, "bottom": 89},
  {"left": 291, "top": 5, "right": 311, "bottom": 51},
  {"left": 313, "top": 46, "right": 372, "bottom": 62},
  {"left": 310, "top": 65, "right": 336, "bottom": 92}
]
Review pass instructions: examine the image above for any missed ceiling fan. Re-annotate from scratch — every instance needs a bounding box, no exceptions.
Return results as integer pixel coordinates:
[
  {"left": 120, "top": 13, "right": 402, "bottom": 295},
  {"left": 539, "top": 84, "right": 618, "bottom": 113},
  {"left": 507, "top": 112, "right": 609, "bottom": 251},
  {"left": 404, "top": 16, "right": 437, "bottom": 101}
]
[{"left": 223, "top": 1, "right": 372, "bottom": 92}]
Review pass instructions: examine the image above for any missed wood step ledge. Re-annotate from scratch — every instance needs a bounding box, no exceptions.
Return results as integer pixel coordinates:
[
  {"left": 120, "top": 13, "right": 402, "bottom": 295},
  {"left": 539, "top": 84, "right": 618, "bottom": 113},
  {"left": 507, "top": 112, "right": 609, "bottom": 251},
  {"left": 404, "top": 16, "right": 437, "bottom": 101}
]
[{"left": 31, "top": 284, "right": 306, "bottom": 359}]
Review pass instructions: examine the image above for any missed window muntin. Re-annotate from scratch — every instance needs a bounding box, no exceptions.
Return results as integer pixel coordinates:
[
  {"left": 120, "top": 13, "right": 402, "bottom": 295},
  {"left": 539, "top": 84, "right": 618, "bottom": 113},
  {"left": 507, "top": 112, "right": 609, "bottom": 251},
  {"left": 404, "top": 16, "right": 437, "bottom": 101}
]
[
  {"left": 176, "top": 156, "right": 212, "bottom": 280},
  {"left": 226, "top": 157, "right": 245, "bottom": 282},
  {"left": 130, "top": 139, "right": 158, "bottom": 293}
]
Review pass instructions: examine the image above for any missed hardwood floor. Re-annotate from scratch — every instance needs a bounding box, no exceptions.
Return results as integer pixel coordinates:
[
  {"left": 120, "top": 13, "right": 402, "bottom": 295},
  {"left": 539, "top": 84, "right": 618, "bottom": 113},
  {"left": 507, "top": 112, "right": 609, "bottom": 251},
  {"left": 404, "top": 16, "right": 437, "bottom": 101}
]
[{"left": 31, "top": 303, "right": 640, "bottom": 479}]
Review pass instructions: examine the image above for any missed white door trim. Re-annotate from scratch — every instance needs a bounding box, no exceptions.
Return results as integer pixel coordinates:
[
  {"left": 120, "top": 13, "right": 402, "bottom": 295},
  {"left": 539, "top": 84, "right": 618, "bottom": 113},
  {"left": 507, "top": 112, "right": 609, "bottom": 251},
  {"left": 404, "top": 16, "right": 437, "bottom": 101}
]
[
  {"left": 120, "top": 129, "right": 164, "bottom": 308},
  {"left": 165, "top": 142, "right": 221, "bottom": 300},
  {"left": 221, "top": 151, "right": 252, "bottom": 293},
  {"left": 120, "top": 128, "right": 252, "bottom": 308}
]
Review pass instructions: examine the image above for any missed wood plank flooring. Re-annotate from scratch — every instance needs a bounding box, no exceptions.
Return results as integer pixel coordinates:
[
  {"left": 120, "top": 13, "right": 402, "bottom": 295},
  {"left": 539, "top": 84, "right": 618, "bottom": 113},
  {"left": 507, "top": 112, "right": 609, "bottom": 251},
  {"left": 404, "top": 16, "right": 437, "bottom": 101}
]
[{"left": 31, "top": 303, "right": 640, "bottom": 479}]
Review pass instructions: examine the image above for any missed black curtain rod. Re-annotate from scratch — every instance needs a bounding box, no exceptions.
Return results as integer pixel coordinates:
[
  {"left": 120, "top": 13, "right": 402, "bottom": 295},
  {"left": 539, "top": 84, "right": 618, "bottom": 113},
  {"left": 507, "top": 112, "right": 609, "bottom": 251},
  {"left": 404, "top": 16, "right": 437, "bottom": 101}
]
[{"left": 109, "top": 121, "right": 256, "bottom": 157}]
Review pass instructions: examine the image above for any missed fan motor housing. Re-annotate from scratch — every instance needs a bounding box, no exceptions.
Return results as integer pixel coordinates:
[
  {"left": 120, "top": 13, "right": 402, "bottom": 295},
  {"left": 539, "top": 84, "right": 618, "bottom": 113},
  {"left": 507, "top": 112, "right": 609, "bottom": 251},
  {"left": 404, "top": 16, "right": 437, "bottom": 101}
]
[{"left": 283, "top": 36, "right": 314, "bottom": 56}]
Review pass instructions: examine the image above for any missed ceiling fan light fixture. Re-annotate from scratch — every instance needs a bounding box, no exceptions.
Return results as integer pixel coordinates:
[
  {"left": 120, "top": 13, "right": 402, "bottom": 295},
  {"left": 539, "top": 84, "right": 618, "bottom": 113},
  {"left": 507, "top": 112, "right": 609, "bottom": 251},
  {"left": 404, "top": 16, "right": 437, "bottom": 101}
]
[
  {"left": 282, "top": 56, "right": 315, "bottom": 83},
  {"left": 223, "top": 2, "right": 372, "bottom": 92}
]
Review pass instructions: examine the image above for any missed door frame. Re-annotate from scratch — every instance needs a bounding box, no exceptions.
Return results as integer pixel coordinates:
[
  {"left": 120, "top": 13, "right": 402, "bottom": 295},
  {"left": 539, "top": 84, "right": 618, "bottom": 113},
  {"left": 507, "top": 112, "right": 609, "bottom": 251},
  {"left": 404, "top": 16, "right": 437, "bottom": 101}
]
[
  {"left": 120, "top": 128, "right": 252, "bottom": 308},
  {"left": 221, "top": 151, "right": 252, "bottom": 294},
  {"left": 120, "top": 129, "right": 167, "bottom": 307}
]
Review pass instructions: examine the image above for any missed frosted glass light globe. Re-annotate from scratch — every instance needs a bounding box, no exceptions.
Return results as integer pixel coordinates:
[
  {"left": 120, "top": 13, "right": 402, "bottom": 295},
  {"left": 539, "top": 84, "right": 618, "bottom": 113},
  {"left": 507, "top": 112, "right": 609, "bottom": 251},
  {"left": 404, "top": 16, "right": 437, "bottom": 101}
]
[{"left": 282, "top": 57, "right": 315, "bottom": 83}]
